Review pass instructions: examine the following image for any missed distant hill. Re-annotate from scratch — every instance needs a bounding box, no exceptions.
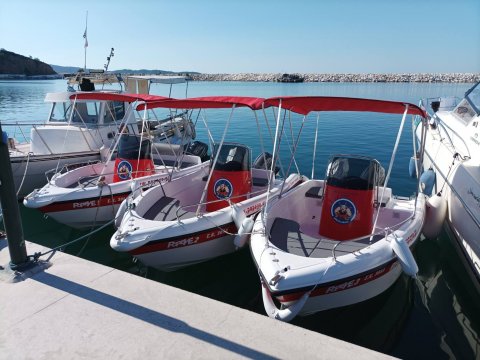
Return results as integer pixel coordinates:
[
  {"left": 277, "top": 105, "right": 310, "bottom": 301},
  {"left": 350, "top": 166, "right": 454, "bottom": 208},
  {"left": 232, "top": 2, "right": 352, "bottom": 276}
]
[
  {"left": 51, "top": 64, "right": 200, "bottom": 76},
  {"left": 50, "top": 64, "right": 82, "bottom": 74},
  {"left": 0, "top": 49, "right": 57, "bottom": 76}
]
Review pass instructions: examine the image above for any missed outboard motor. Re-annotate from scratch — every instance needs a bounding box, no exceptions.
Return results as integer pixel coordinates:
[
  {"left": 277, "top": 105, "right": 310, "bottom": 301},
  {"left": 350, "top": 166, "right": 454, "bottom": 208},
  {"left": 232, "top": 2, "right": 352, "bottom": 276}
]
[
  {"left": 113, "top": 134, "right": 154, "bottom": 182},
  {"left": 252, "top": 152, "right": 279, "bottom": 175},
  {"left": 206, "top": 143, "right": 252, "bottom": 212},
  {"left": 184, "top": 140, "right": 209, "bottom": 162},
  {"left": 319, "top": 155, "right": 381, "bottom": 240}
]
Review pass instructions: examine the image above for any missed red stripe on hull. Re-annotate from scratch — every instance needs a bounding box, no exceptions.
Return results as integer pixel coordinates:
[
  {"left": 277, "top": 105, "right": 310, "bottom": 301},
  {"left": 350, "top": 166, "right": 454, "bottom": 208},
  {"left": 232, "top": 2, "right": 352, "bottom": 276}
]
[
  {"left": 277, "top": 262, "right": 396, "bottom": 302},
  {"left": 40, "top": 193, "right": 130, "bottom": 213},
  {"left": 129, "top": 222, "right": 238, "bottom": 255}
]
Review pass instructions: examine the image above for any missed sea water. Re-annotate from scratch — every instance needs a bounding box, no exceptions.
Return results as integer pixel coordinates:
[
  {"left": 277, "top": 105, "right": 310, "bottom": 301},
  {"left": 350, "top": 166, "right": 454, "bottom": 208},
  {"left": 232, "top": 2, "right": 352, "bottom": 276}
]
[{"left": 1, "top": 79, "right": 479, "bottom": 359}]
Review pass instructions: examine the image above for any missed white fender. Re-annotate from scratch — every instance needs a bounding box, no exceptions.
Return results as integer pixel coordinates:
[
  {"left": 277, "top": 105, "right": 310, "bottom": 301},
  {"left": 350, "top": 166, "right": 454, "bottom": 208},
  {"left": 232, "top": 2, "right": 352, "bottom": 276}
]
[
  {"left": 114, "top": 198, "right": 128, "bottom": 229},
  {"left": 234, "top": 217, "right": 254, "bottom": 248},
  {"left": 231, "top": 206, "right": 253, "bottom": 248},
  {"left": 261, "top": 283, "right": 309, "bottom": 322},
  {"left": 422, "top": 194, "right": 447, "bottom": 240},
  {"left": 99, "top": 145, "right": 110, "bottom": 163},
  {"left": 390, "top": 236, "right": 418, "bottom": 277}
]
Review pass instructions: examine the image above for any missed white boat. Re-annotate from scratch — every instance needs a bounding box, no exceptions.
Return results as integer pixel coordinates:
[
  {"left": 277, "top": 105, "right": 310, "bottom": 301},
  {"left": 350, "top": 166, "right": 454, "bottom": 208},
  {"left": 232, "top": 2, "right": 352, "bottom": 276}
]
[
  {"left": 250, "top": 96, "right": 427, "bottom": 321},
  {"left": 23, "top": 92, "right": 201, "bottom": 229},
  {"left": 110, "top": 96, "right": 305, "bottom": 271},
  {"left": 4, "top": 75, "right": 190, "bottom": 199},
  {"left": 415, "top": 82, "right": 480, "bottom": 288}
]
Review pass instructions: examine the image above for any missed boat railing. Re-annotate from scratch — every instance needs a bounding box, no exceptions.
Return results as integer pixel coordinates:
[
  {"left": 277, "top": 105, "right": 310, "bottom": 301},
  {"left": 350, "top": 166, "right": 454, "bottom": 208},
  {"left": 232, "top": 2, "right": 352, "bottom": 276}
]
[
  {"left": 418, "top": 97, "right": 470, "bottom": 159},
  {"left": 45, "top": 160, "right": 102, "bottom": 182},
  {"left": 423, "top": 150, "right": 480, "bottom": 230},
  {"left": 435, "top": 117, "right": 471, "bottom": 160},
  {"left": 1, "top": 121, "right": 118, "bottom": 150},
  {"left": 329, "top": 211, "right": 417, "bottom": 260},
  {"left": 420, "top": 97, "right": 461, "bottom": 116},
  {"left": 173, "top": 188, "right": 268, "bottom": 223}
]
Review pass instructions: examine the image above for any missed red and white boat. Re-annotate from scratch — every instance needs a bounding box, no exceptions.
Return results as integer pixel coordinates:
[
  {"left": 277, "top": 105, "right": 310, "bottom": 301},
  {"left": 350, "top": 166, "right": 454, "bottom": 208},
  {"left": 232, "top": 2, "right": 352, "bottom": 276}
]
[
  {"left": 23, "top": 92, "right": 201, "bottom": 229},
  {"left": 249, "top": 96, "right": 428, "bottom": 321},
  {"left": 110, "top": 96, "right": 305, "bottom": 271}
]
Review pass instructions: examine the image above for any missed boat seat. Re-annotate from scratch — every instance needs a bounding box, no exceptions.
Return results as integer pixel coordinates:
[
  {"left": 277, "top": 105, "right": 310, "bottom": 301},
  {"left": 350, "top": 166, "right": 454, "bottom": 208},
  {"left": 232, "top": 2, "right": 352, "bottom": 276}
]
[
  {"left": 252, "top": 177, "right": 268, "bottom": 187},
  {"left": 305, "top": 186, "right": 323, "bottom": 198},
  {"left": 66, "top": 175, "right": 101, "bottom": 188},
  {"left": 269, "top": 217, "right": 380, "bottom": 259},
  {"left": 153, "top": 158, "right": 195, "bottom": 169},
  {"left": 143, "top": 196, "right": 195, "bottom": 221}
]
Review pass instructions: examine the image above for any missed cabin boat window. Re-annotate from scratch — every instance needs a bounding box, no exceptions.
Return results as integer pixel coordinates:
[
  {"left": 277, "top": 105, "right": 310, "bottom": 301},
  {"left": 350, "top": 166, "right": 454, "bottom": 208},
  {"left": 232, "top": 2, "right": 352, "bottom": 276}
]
[
  {"left": 465, "top": 82, "right": 480, "bottom": 114},
  {"left": 71, "top": 102, "right": 100, "bottom": 124},
  {"left": 453, "top": 99, "right": 476, "bottom": 124},
  {"left": 104, "top": 101, "right": 126, "bottom": 124},
  {"left": 49, "top": 102, "right": 72, "bottom": 122}
]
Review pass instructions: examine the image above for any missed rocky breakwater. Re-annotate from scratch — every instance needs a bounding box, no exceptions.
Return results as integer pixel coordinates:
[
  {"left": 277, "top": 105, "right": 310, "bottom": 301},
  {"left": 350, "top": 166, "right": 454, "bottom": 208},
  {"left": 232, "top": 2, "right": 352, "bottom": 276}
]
[{"left": 190, "top": 72, "right": 480, "bottom": 83}]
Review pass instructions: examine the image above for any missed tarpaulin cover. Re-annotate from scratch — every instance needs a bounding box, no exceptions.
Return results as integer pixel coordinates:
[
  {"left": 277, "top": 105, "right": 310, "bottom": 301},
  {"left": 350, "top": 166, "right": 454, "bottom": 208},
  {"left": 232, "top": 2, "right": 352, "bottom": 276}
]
[
  {"left": 137, "top": 96, "right": 266, "bottom": 111},
  {"left": 264, "top": 96, "right": 427, "bottom": 117},
  {"left": 69, "top": 92, "right": 170, "bottom": 103}
]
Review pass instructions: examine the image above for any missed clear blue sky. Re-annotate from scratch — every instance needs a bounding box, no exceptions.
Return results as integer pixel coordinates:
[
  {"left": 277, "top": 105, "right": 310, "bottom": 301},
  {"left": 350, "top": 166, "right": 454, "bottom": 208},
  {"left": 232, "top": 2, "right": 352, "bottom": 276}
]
[{"left": 1, "top": 0, "right": 479, "bottom": 74}]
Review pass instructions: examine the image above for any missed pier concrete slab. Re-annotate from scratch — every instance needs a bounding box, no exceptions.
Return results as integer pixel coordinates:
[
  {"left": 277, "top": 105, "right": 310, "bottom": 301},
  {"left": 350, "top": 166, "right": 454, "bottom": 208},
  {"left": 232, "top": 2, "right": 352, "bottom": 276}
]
[{"left": 0, "top": 241, "right": 394, "bottom": 359}]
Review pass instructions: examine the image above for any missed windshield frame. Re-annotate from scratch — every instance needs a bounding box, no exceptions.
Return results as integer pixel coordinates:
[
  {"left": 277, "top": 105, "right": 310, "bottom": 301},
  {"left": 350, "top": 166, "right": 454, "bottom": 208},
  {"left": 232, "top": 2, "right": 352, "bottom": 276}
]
[{"left": 465, "top": 81, "right": 480, "bottom": 115}]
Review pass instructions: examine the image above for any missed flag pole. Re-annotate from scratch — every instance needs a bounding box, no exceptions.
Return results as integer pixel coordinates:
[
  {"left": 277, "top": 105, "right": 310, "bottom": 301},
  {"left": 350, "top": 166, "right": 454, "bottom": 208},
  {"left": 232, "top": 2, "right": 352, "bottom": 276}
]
[{"left": 83, "top": 11, "right": 88, "bottom": 72}]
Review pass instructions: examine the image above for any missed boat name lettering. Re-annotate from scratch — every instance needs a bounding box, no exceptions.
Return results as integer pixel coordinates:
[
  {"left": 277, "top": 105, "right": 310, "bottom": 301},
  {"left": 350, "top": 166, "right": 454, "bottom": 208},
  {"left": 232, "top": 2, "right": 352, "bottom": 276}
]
[
  {"left": 167, "top": 236, "right": 200, "bottom": 249},
  {"left": 73, "top": 200, "right": 98, "bottom": 209},
  {"left": 405, "top": 230, "right": 417, "bottom": 244},
  {"left": 244, "top": 201, "right": 265, "bottom": 216},
  {"left": 468, "top": 188, "right": 480, "bottom": 208},
  {"left": 324, "top": 267, "right": 388, "bottom": 294},
  {"left": 138, "top": 177, "right": 168, "bottom": 189},
  {"left": 470, "top": 136, "right": 480, "bottom": 145},
  {"left": 325, "top": 278, "right": 361, "bottom": 293}
]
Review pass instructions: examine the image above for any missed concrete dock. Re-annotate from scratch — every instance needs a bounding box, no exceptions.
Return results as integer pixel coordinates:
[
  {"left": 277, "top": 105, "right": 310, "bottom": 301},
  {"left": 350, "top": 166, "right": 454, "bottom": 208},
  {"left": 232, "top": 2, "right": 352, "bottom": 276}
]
[{"left": 1, "top": 240, "right": 394, "bottom": 359}]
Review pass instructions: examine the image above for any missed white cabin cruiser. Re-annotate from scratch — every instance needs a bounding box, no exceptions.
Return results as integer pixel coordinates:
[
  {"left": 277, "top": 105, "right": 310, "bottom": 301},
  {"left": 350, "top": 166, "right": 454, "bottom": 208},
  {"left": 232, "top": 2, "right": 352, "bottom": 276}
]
[
  {"left": 110, "top": 96, "right": 305, "bottom": 271},
  {"left": 5, "top": 89, "right": 127, "bottom": 198},
  {"left": 4, "top": 75, "right": 191, "bottom": 199},
  {"left": 250, "top": 96, "right": 427, "bottom": 321},
  {"left": 415, "top": 82, "right": 480, "bottom": 288},
  {"left": 23, "top": 92, "right": 201, "bottom": 229}
]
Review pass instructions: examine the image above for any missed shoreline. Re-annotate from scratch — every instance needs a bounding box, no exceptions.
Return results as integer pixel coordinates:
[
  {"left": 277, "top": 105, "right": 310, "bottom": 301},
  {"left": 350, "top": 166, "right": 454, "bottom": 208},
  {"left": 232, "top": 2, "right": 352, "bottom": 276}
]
[
  {"left": 189, "top": 72, "right": 480, "bottom": 83},
  {"left": 1, "top": 72, "right": 478, "bottom": 83}
]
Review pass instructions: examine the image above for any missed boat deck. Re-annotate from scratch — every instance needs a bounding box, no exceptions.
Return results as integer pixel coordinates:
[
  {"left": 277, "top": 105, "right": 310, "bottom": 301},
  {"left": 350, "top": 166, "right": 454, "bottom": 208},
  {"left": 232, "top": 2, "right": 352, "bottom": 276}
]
[
  {"left": 143, "top": 196, "right": 197, "bottom": 221},
  {"left": 269, "top": 217, "right": 383, "bottom": 258}
]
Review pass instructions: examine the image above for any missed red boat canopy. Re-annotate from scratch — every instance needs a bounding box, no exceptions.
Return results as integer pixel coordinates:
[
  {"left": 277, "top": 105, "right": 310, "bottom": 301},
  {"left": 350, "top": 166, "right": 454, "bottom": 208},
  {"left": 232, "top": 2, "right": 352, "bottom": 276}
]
[
  {"left": 264, "top": 96, "right": 427, "bottom": 118},
  {"left": 69, "top": 92, "right": 170, "bottom": 103},
  {"left": 136, "top": 96, "right": 266, "bottom": 111}
]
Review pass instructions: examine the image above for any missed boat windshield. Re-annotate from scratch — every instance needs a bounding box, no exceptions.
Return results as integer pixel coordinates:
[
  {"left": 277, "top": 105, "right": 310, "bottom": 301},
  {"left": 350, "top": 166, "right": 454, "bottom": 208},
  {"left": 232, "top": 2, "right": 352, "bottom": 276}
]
[
  {"left": 326, "top": 155, "right": 384, "bottom": 190},
  {"left": 465, "top": 82, "right": 480, "bottom": 114},
  {"left": 49, "top": 102, "right": 72, "bottom": 122},
  {"left": 49, "top": 101, "right": 101, "bottom": 124}
]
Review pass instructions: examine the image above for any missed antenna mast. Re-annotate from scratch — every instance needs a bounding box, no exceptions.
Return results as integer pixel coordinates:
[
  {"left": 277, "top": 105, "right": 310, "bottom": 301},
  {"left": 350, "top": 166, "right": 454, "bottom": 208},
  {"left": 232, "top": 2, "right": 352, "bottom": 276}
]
[{"left": 83, "top": 11, "right": 88, "bottom": 72}]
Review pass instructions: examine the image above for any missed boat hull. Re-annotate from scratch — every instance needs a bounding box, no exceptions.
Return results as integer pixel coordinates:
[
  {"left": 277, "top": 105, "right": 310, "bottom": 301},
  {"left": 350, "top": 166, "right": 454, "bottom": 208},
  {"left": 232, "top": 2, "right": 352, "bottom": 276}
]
[
  {"left": 418, "top": 121, "right": 480, "bottom": 284},
  {"left": 250, "top": 179, "right": 425, "bottom": 319},
  {"left": 11, "top": 151, "right": 101, "bottom": 199},
  {"left": 125, "top": 222, "right": 238, "bottom": 271},
  {"left": 24, "top": 159, "right": 207, "bottom": 229},
  {"left": 111, "top": 173, "right": 304, "bottom": 271}
]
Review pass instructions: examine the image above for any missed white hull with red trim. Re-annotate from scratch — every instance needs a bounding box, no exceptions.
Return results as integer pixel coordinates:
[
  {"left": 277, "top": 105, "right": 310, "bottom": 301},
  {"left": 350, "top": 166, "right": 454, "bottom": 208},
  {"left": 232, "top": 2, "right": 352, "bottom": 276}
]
[
  {"left": 250, "top": 179, "right": 425, "bottom": 320},
  {"left": 111, "top": 171, "right": 304, "bottom": 271},
  {"left": 23, "top": 153, "right": 205, "bottom": 229}
]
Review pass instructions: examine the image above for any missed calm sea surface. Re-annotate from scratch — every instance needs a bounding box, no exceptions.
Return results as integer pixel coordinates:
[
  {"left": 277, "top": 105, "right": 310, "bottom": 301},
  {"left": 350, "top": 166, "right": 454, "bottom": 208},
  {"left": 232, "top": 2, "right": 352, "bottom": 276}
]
[{"left": 1, "top": 80, "right": 479, "bottom": 359}]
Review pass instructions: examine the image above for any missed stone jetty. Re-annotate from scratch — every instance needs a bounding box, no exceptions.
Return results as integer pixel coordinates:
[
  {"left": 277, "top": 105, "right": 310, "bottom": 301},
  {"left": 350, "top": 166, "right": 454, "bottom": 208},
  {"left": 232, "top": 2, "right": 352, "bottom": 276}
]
[{"left": 189, "top": 73, "right": 480, "bottom": 83}]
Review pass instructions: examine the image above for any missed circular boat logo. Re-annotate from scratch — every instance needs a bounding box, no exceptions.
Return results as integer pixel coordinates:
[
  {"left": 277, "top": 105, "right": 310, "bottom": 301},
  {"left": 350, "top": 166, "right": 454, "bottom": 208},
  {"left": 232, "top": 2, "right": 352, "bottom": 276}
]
[
  {"left": 331, "top": 198, "right": 356, "bottom": 224},
  {"left": 117, "top": 160, "right": 133, "bottom": 180},
  {"left": 214, "top": 178, "right": 233, "bottom": 199}
]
